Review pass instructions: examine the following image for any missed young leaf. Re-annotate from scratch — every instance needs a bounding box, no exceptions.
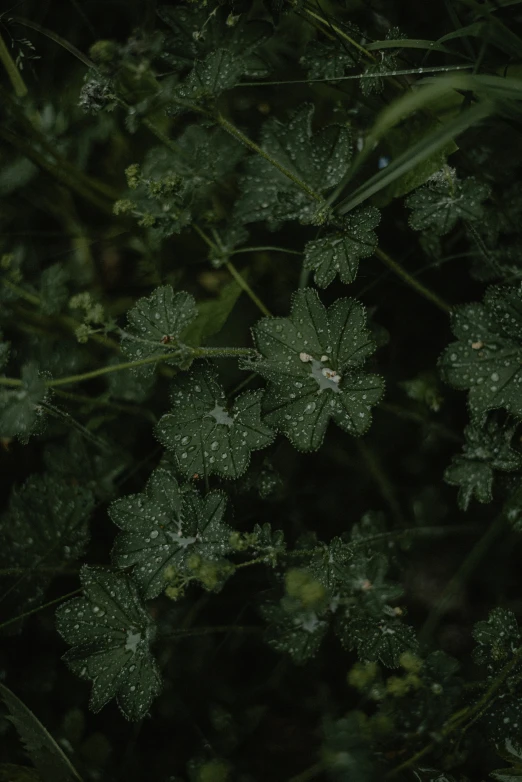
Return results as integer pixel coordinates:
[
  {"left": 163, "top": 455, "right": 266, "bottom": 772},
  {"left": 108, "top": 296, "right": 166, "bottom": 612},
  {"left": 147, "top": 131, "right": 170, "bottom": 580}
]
[
  {"left": 0, "top": 364, "right": 47, "bottom": 439},
  {"left": 156, "top": 364, "right": 275, "bottom": 479},
  {"left": 39, "top": 264, "right": 69, "bottom": 316},
  {"left": 303, "top": 207, "right": 380, "bottom": 287},
  {"left": 440, "top": 284, "right": 522, "bottom": 421},
  {"left": 406, "top": 171, "right": 491, "bottom": 236},
  {"left": 444, "top": 420, "right": 522, "bottom": 510},
  {"left": 234, "top": 104, "right": 351, "bottom": 227},
  {"left": 0, "top": 682, "right": 83, "bottom": 782},
  {"left": 491, "top": 738, "right": 522, "bottom": 781},
  {"left": 110, "top": 467, "right": 231, "bottom": 599},
  {"left": 55, "top": 566, "right": 162, "bottom": 721},
  {"left": 120, "top": 285, "right": 198, "bottom": 375},
  {"left": 250, "top": 288, "right": 384, "bottom": 451},
  {"left": 183, "top": 280, "right": 243, "bottom": 347}
]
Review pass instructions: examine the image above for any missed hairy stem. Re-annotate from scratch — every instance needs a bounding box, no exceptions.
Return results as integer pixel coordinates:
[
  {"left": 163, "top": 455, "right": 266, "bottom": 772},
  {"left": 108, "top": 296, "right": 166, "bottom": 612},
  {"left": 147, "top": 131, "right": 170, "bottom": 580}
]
[{"left": 0, "top": 589, "right": 82, "bottom": 632}]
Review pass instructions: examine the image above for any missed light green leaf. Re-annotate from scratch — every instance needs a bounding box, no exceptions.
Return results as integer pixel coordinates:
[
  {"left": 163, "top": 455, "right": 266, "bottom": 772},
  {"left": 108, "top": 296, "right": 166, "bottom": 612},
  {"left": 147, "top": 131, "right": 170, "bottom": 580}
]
[
  {"left": 303, "top": 207, "right": 380, "bottom": 287},
  {"left": 439, "top": 284, "right": 522, "bottom": 421},
  {"left": 406, "top": 171, "right": 491, "bottom": 236},
  {"left": 183, "top": 280, "right": 243, "bottom": 347},
  {"left": 491, "top": 738, "right": 522, "bottom": 781},
  {"left": 234, "top": 104, "right": 351, "bottom": 227},
  {"left": 55, "top": 566, "right": 162, "bottom": 721},
  {"left": 251, "top": 288, "right": 384, "bottom": 451},
  {"left": 0, "top": 364, "right": 47, "bottom": 439},
  {"left": 156, "top": 364, "right": 275, "bottom": 479},
  {"left": 0, "top": 682, "right": 83, "bottom": 782},
  {"left": 444, "top": 421, "right": 522, "bottom": 510},
  {"left": 110, "top": 467, "right": 231, "bottom": 599},
  {"left": 120, "top": 285, "right": 198, "bottom": 375}
]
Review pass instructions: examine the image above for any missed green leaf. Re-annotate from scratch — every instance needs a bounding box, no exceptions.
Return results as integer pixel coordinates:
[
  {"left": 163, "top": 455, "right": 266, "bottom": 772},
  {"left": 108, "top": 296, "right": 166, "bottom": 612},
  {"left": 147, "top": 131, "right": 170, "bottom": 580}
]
[
  {"left": 55, "top": 566, "right": 162, "bottom": 721},
  {"left": 175, "top": 49, "right": 245, "bottom": 103},
  {"left": 300, "top": 38, "right": 359, "bottom": 80},
  {"left": 120, "top": 285, "right": 198, "bottom": 376},
  {"left": 444, "top": 420, "right": 522, "bottom": 510},
  {"left": 261, "top": 601, "right": 328, "bottom": 663},
  {"left": 472, "top": 607, "right": 521, "bottom": 671},
  {"left": 0, "top": 682, "right": 83, "bottom": 782},
  {"left": 234, "top": 104, "right": 351, "bottom": 227},
  {"left": 305, "top": 538, "right": 354, "bottom": 594},
  {"left": 0, "top": 473, "right": 94, "bottom": 573},
  {"left": 0, "top": 765, "right": 41, "bottom": 782},
  {"left": 43, "top": 431, "right": 130, "bottom": 502},
  {"left": 0, "top": 364, "right": 47, "bottom": 439},
  {"left": 322, "top": 713, "right": 375, "bottom": 782},
  {"left": 303, "top": 207, "right": 380, "bottom": 287},
  {"left": 107, "top": 358, "right": 155, "bottom": 403},
  {"left": 183, "top": 280, "right": 243, "bottom": 347},
  {"left": 406, "top": 171, "right": 491, "bottom": 236},
  {"left": 336, "top": 611, "right": 417, "bottom": 667},
  {"left": 110, "top": 467, "right": 231, "bottom": 599},
  {"left": 491, "top": 739, "right": 522, "bottom": 781},
  {"left": 439, "top": 284, "right": 522, "bottom": 421},
  {"left": 39, "top": 264, "right": 69, "bottom": 316},
  {"left": 251, "top": 288, "right": 384, "bottom": 451},
  {"left": 156, "top": 364, "right": 275, "bottom": 479},
  {"left": 0, "top": 340, "right": 9, "bottom": 370}
]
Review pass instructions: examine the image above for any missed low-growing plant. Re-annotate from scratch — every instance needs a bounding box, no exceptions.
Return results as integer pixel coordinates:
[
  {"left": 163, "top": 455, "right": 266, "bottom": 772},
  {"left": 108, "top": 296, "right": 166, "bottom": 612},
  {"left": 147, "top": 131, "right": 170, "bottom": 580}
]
[{"left": 2, "top": 1, "right": 522, "bottom": 780}]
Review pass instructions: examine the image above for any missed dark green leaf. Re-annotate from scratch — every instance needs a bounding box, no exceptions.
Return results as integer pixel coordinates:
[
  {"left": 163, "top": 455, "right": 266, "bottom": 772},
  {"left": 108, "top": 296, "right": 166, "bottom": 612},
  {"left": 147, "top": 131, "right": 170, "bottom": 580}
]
[
  {"left": 0, "top": 364, "right": 47, "bottom": 439},
  {"left": 251, "top": 288, "right": 384, "bottom": 451},
  {"left": 55, "top": 566, "right": 162, "bottom": 721}
]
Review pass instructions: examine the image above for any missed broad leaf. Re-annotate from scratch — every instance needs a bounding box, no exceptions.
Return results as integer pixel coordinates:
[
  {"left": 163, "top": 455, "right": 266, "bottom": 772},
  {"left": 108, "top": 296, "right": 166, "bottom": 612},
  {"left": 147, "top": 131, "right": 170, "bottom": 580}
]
[
  {"left": 156, "top": 364, "right": 275, "bottom": 479},
  {"left": 120, "top": 285, "right": 197, "bottom": 375},
  {"left": 0, "top": 683, "right": 82, "bottom": 782},
  {"left": 406, "top": 172, "right": 491, "bottom": 236},
  {"left": 56, "top": 566, "right": 162, "bottom": 721},
  {"left": 440, "top": 284, "right": 522, "bottom": 421},
  {"left": 110, "top": 467, "right": 231, "bottom": 599},
  {"left": 183, "top": 280, "right": 243, "bottom": 347},
  {"left": 234, "top": 104, "right": 351, "bottom": 227},
  {"left": 491, "top": 739, "right": 522, "bottom": 781},
  {"left": 251, "top": 288, "right": 384, "bottom": 451},
  {"left": 444, "top": 420, "right": 522, "bottom": 510},
  {"left": 303, "top": 207, "right": 380, "bottom": 287},
  {"left": 0, "top": 364, "right": 47, "bottom": 439}
]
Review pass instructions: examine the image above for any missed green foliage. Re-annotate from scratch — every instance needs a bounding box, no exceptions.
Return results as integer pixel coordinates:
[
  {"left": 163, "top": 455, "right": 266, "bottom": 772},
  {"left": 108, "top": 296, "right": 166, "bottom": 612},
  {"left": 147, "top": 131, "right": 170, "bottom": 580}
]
[
  {"left": 0, "top": 683, "right": 82, "bottom": 782},
  {"left": 156, "top": 364, "right": 274, "bottom": 479},
  {"left": 110, "top": 467, "right": 231, "bottom": 598},
  {"left": 303, "top": 207, "right": 380, "bottom": 288},
  {"left": 120, "top": 285, "right": 197, "bottom": 373},
  {"left": 234, "top": 103, "right": 351, "bottom": 227},
  {"left": 251, "top": 288, "right": 384, "bottom": 450},
  {"left": 4, "top": 0, "right": 522, "bottom": 779},
  {"left": 445, "top": 420, "right": 522, "bottom": 510},
  {"left": 440, "top": 284, "right": 522, "bottom": 420},
  {"left": 56, "top": 566, "right": 161, "bottom": 721}
]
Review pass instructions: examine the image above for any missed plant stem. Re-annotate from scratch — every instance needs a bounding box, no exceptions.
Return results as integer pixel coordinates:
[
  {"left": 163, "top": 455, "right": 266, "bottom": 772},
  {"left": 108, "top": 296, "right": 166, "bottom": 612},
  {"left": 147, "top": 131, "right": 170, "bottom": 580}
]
[
  {"left": 0, "top": 346, "right": 257, "bottom": 389},
  {"left": 419, "top": 512, "right": 506, "bottom": 645},
  {"left": 0, "top": 31, "right": 28, "bottom": 97},
  {"left": 303, "top": 5, "right": 375, "bottom": 61},
  {"left": 0, "top": 589, "right": 82, "bottom": 632},
  {"left": 375, "top": 247, "right": 453, "bottom": 314},
  {"left": 287, "top": 762, "right": 325, "bottom": 782},
  {"left": 52, "top": 388, "right": 155, "bottom": 421},
  {"left": 230, "top": 246, "right": 302, "bottom": 257},
  {"left": 163, "top": 625, "right": 262, "bottom": 639},
  {"left": 225, "top": 261, "right": 273, "bottom": 317}
]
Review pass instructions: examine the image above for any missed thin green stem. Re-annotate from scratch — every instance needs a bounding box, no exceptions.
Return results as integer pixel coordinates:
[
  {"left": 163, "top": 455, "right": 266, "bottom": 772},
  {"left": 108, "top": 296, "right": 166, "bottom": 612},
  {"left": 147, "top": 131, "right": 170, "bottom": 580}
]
[
  {"left": 0, "top": 346, "right": 257, "bottom": 389},
  {"left": 303, "top": 6, "right": 375, "bottom": 61},
  {"left": 287, "top": 762, "right": 326, "bottom": 782},
  {"left": 356, "top": 440, "right": 406, "bottom": 527},
  {"left": 0, "top": 31, "right": 27, "bottom": 96},
  {"left": 0, "top": 589, "right": 81, "bottom": 632},
  {"left": 375, "top": 247, "right": 453, "bottom": 314},
  {"left": 53, "top": 388, "right": 155, "bottom": 421},
  {"left": 225, "top": 261, "right": 272, "bottom": 317},
  {"left": 164, "top": 624, "right": 262, "bottom": 639},
  {"left": 230, "top": 246, "right": 302, "bottom": 257}
]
